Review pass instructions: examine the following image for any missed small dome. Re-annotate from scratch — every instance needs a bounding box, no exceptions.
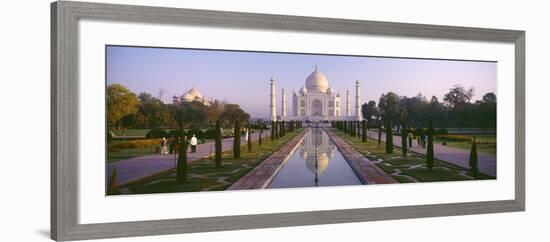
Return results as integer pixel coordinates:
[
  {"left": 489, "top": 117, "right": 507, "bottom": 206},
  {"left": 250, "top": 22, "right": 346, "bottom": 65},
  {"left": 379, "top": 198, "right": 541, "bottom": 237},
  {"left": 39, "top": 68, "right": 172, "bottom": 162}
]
[
  {"left": 187, "top": 87, "right": 203, "bottom": 99},
  {"left": 327, "top": 88, "right": 335, "bottom": 95},
  {"left": 305, "top": 65, "right": 329, "bottom": 93},
  {"left": 181, "top": 93, "right": 194, "bottom": 102},
  {"left": 300, "top": 86, "right": 308, "bottom": 94}
]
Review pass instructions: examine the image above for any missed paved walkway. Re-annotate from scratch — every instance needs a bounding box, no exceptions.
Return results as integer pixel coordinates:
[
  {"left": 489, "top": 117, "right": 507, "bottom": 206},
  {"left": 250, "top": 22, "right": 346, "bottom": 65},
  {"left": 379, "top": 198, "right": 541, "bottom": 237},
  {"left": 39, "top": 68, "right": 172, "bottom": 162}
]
[
  {"left": 324, "top": 128, "right": 398, "bottom": 184},
  {"left": 107, "top": 132, "right": 266, "bottom": 187},
  {"left": 366, "top": 130, "right": 496, "bottom": 177},
  {"left": 227, "top": 129, "right": 309, "bottom": 190}
]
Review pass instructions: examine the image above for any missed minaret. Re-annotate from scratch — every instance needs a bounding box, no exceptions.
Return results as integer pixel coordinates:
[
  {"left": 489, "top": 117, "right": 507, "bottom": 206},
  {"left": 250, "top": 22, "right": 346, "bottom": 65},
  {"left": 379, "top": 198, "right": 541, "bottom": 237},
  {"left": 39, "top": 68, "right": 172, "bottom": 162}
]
[
  {"left": 355, "top": 80, "right": 361, "bottom": 121},
  {"left": 270, "top": 77, "right": 277, "bottom": 121},
  {"left": 281, "top": 88, "right": 286, "bottom": 120},
  {"left": 346, "top": 89, "right": 351, "bottom": 117}
]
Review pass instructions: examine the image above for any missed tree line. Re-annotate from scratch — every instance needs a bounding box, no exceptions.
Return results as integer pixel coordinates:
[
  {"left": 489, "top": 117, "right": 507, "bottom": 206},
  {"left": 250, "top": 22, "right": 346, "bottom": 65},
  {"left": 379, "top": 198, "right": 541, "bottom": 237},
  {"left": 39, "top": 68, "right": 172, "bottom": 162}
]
[
  {"left": 107, "top": 84, "right": 252, "bottom": 131},
  {"left": 361, "top": 84, "right": 497, "bottom": 130}
]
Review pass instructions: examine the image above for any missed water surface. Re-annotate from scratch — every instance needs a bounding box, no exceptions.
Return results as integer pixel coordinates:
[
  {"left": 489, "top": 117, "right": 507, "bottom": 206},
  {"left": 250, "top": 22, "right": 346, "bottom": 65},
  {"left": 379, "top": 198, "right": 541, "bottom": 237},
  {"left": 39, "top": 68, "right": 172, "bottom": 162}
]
[{"left": 268, "top": 128, "right": 362, "bottom": 188}]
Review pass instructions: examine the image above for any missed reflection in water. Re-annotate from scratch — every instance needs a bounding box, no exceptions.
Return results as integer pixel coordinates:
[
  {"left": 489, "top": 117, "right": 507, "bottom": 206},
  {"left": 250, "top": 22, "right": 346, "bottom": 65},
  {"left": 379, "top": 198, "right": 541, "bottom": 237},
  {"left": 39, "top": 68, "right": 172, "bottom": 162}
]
[{"left": 268, "top": 127, "right": 362, "bottom": 188}]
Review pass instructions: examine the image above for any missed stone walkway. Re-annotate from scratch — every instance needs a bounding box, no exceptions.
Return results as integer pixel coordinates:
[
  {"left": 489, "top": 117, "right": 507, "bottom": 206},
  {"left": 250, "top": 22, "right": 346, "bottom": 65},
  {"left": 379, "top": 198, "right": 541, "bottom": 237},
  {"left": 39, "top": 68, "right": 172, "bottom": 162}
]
[
  {"left": 366, "top": 130, "right": 496, "bottom": 177},
  {"left": 324, "top": 128, "right": 398, "bottom": 184},
  {"left": 107, "top": 132, "right": 265, "bottom": 187},
  {"left": 227, "top": 129, "right": 309, "bottom": 190}
]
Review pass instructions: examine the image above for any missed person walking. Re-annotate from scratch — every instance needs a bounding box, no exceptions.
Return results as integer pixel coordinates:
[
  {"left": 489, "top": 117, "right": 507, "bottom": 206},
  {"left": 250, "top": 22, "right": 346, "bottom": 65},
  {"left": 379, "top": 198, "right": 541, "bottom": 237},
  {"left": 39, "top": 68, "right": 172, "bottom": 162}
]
[
  {"left": 161, "top": 137, "right": 168, "bottom": 155},
  {"left": 408, "top": 131, "right": 413, "bottom": 148},
  {"left": 423, "top": 134, "right": 428, "bottom": 148},
  {"left": 190, "top": 134, "right": 198, "bottom": 153}
]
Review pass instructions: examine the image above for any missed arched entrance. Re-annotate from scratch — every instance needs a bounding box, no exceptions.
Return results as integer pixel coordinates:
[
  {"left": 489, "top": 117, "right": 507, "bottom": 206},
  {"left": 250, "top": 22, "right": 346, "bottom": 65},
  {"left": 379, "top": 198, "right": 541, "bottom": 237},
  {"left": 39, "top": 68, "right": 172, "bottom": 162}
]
[{"left": 311, "top": 99, "right": 323, "bottom": 116}]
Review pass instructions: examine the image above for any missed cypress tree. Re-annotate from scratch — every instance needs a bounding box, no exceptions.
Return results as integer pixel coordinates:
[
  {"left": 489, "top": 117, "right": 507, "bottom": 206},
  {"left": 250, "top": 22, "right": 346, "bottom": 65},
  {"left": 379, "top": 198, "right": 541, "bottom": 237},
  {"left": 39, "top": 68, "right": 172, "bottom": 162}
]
[
  {"left": 385, "top": 119, "right": 393, "bottom": 154},
  {"left": 258, "top": 126, "right": 263, "bottom": 146},
  {"left": 233, "top": 120, "right": 241, "bottom": 159},
  {"left": 357, "top": 121, "right": 361, "bottom": 138},
  {"left": 378, "top": 119, "right": 382, "bottom": 147},
  {"left": 215, "top": 120, "right": 222, "bottom": 168},
  {"left": 426, "top": 120, "right": 434, "bottom": 171},
  {"left": 177, "top": 133, "right": 188, "bottom": 183},
  {"left": 361, "top": 120, "right": 367, "bottom": 143},
  {"left": 401, "top": 123, "right": 408, "bottom": 156},
  {"left": 469, "top": 137, "right": 479, "bottom": 179},
  {"left": 247, "top": 124, "right": 252, "bottom": 152},
  {"left": 271, "top": 121, "right": 275, "bottom": 141},
  {"left": 275, "top": 120, "right": 279, "bottom": 139},
  {"left": 346, "top": 121, "right": 350, "bottom": 134},
  {"left": 281, "top": 120, "right": 286, "bottom": 136}
]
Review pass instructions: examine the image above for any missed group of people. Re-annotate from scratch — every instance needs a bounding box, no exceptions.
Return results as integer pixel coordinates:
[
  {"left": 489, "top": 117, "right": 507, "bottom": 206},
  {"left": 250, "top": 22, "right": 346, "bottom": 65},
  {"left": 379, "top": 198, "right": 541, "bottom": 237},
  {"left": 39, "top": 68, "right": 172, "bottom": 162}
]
[
  {"left": 414, "top": 133, "right": 429, "bottom": 148},
  {"left": 402, "top": 129, "right": 428, "bottom": 148},
  {"left": 159, "top": 134, "right": 199, "bottom": 155},
  {"left": 159, "top": 128, "right": 253, "bottom": 156}
]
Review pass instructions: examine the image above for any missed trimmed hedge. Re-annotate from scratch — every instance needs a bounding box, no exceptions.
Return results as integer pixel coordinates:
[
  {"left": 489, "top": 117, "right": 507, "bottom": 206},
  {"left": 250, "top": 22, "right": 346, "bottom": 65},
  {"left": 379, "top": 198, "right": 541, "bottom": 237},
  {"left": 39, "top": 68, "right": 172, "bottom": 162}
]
[
  {"left": 186, "top": 129, "right": 205, "bottom": 140},
  {"left": 434, "top": 134, "right": 473, "bottom": 142},
  {"left": 108, "top": 139, "right": 161, "bottom": 151},
  {"left": 436, "top": 128, "right": 449, "bottom": 135},
  {"left": 145, "top": 128, "right": 168, "bottom": 139},
  {"left": 413, "top": 127, "right": 425, "bottom": 136}
]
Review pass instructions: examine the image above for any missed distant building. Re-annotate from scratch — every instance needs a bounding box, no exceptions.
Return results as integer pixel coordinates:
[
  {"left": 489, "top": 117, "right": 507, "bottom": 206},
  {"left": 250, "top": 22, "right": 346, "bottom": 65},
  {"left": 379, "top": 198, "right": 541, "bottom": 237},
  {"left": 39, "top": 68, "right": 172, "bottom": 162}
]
[
  {"left": 270, "top": 65, "right": 361, "bottom": 121},
  {"left": 172, "top": 87, "right": 211, "bottom": 106}
]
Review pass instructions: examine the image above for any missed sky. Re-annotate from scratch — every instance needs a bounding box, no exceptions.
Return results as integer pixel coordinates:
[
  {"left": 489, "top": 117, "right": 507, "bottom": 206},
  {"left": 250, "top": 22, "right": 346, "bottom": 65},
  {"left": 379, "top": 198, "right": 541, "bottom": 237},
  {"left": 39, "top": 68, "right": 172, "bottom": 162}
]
[{"left": 106, "top": 45, "right": 497, "bottom": 119}]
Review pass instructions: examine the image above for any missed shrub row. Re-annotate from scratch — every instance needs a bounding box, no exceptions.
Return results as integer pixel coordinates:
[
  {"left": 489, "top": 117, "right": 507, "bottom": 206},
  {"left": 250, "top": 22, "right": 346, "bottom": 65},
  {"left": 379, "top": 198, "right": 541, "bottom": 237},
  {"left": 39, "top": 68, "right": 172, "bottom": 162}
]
[
  {"left": 434, "top": 134, "right": 473, "bottom": 142},
  {"left": 108, "top": 139, "right": 161, "bottom": 151},
  {"left": 413, "top": 128, "right": 449, "bottom": 136},
  {"left": 146, "top": 128, "right": 243, "bottom": 140}
]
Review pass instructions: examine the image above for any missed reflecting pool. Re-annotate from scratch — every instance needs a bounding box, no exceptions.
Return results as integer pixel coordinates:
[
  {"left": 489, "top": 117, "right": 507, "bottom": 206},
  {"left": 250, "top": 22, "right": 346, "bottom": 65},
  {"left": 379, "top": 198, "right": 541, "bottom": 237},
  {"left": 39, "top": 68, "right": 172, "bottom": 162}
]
[{"left": 268, "top": 127, "right": 363, "bottom": 188}]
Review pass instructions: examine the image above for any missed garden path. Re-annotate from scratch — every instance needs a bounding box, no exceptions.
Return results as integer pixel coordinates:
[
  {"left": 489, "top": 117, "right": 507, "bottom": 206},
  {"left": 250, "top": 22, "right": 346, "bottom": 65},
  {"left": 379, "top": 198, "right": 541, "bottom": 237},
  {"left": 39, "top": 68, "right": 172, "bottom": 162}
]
[{"left": 107, "top": 132, "right": 265, "bottom": 187}]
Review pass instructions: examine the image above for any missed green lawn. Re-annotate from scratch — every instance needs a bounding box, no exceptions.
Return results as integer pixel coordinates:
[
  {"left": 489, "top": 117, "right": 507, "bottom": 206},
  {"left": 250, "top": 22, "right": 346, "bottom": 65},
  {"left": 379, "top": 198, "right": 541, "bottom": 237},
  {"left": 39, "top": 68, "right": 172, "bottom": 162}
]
[
  {"left": 434, "top": 134, "right": 496, "bottom": 154},
  {"left": 119, "top": 129, "right": 303, "bottom": 194},
  {"left": 334, "top": 129, "right": 494, "bottom": 183}
]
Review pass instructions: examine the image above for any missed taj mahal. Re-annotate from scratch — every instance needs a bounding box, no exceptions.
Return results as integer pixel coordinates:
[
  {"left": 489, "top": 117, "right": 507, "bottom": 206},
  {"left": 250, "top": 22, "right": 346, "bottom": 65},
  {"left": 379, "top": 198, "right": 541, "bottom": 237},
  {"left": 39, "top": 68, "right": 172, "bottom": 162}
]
[{"left": 270, "top": 65, "right": 362, "bottom": 122}]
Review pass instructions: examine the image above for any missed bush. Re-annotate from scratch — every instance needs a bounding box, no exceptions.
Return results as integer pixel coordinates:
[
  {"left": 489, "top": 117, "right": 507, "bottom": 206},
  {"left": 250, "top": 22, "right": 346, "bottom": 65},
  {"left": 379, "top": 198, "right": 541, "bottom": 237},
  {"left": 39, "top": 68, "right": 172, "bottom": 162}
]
[
  {"left": 107, "top": 130, "right": 113, "bottom": 143},
  {"left": 436, "top": 128, "right": 449, "bottom": 135},
  {"left": 108, "top": 139, "right": 160, "bottom": 151},
  {"left": 187, "top": 129, "right": 205, "bottom": 140},
  {"left": 204, "top": 129, "right": 217, "bottom": 139},
  {"left": 413, "top": 127, "right": 425, "bottom": 136},
  {"left": 169, "top": 129, "right": 183, "bottom": 138},
  {"left": 434, "top": 134, "right": 473, "bottom": 142},
  {"left": 146, "top": 128, "right": 168, "bottom": 139}
]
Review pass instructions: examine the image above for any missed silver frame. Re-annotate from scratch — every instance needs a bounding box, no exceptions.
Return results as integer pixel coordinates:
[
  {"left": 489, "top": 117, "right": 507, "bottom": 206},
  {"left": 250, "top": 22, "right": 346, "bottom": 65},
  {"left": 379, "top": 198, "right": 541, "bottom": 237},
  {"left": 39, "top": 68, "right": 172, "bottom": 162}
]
[{"left": 51, "top": 1, "right": 525, "bottom": 241}]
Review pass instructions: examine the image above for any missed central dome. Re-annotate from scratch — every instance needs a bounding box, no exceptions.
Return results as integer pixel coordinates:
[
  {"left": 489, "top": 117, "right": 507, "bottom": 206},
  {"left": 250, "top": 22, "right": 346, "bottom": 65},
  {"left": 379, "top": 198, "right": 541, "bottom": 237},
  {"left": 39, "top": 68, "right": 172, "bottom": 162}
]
[
  {"left": 187, "top": 87, "right": 203, "bottom": 99},
  {"left": 305, "top": 65, "right": 329, "bottom": 93}
]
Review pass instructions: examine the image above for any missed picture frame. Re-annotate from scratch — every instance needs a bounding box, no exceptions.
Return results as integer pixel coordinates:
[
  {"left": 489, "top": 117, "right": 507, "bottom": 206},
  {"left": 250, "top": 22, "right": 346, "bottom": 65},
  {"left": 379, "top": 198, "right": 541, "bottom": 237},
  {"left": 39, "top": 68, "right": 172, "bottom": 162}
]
[{"left": 51, "top": 1, "right": 525, "bottom": 241}]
